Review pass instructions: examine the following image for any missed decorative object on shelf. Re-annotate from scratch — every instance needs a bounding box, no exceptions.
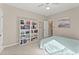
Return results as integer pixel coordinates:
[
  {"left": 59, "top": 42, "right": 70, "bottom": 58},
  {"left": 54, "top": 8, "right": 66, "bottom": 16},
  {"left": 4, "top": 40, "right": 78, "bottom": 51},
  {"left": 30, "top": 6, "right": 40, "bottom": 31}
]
[
  {"left": 34, "top": 30, "right": 38, "bottom": 33},
  {"left": 20, "top": 20, "right": 24, "bottom": 24}
]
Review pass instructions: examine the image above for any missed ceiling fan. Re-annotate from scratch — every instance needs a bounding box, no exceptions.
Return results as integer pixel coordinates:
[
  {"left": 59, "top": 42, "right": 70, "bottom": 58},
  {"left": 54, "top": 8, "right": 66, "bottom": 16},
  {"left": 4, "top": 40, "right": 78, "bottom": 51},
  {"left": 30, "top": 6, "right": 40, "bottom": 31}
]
[{"left": 38, "top": 3, "right": 59, "bottom": 10}]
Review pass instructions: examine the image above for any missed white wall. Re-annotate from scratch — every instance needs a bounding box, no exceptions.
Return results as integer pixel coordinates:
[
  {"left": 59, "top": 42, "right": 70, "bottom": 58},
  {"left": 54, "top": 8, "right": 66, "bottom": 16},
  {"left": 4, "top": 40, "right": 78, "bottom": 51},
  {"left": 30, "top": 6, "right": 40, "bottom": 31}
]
[
  {"left": 1, "top": 4, "right": 45, "bottom": 47},
  {"left": 49, "top": 6, "right": 79, "bottom": 39}
]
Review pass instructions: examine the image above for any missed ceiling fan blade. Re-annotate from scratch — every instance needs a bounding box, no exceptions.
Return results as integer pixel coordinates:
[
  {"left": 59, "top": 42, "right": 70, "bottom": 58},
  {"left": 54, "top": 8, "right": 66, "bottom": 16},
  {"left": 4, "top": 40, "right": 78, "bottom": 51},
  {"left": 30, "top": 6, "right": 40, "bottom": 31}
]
[{"left": 38, "top": 4, "right": 44, "bottom": 7}]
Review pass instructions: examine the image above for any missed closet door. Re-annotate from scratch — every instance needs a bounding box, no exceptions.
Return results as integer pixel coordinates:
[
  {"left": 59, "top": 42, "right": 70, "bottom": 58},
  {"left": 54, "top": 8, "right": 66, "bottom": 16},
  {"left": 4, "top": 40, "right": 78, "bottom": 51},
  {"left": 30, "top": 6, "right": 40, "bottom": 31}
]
[
  {"left": 44, "top": 21, "right": 49, "bottom": 38},
  {"left": 49, "top": 20, "right": 53, "bottom": 36},
  {"left": 0, "top": 8, "right": 3, "bottom": 52},
  {"left": 39, "top": 21, "right": 44, "bottom": 39}
]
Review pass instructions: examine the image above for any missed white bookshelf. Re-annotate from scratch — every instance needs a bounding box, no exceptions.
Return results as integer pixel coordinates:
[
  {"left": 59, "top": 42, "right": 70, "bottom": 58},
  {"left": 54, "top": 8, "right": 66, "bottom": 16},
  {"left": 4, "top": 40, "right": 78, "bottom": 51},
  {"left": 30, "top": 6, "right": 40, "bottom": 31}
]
[{"left": 18, "top": 18, "right": 39, "bottom": 45}]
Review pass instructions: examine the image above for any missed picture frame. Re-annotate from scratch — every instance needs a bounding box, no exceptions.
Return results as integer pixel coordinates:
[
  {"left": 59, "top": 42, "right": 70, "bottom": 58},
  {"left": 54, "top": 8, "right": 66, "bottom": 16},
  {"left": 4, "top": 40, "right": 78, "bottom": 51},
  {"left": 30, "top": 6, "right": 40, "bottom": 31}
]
[{"left": 58, "top": 18, "right": 71, "bottom": 28}]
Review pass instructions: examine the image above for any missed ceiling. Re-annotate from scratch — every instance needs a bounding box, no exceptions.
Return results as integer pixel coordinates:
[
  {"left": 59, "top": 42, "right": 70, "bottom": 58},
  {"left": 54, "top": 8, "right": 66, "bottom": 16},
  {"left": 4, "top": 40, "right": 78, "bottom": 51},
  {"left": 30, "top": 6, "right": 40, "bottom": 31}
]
[{"left": 7, "top": 3, "right": 79, "bottom": 16}]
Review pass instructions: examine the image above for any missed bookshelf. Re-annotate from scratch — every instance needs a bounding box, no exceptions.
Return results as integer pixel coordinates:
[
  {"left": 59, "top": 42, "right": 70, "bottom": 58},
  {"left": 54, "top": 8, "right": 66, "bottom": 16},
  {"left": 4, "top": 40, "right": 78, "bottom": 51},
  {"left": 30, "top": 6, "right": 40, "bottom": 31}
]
[{"left": 18, "top": 18, "right": 39, "bottom": 45}]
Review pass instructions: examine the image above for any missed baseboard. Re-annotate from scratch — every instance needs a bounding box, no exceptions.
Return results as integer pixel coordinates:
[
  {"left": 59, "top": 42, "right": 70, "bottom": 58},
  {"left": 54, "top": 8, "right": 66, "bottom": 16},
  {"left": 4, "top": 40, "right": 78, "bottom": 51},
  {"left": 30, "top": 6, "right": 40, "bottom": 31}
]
[
  {"left": 0, "top": 47, "right": 3, "bottom": 53},
  {"left": 3, "top": 43, "right": 18, "bottom": 48}
]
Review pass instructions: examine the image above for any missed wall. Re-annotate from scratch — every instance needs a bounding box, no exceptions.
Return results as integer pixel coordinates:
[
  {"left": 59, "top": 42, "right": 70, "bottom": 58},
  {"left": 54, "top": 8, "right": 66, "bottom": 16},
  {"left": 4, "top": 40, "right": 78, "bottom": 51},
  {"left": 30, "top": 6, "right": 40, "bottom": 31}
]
[
  {"left": 49, "top": 6, "right": 79, "bottom": 39},
  {"left": 1, "top": 4, "right": 44, "bottom": 47}
]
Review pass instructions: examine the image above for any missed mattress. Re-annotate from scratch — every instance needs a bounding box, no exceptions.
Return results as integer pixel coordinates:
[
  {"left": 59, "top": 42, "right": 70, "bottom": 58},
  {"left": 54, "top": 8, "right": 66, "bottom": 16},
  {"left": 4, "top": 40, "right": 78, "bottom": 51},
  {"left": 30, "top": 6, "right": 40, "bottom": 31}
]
[{"left": 40, "top": 36, "right": 79, "bottom": 55}]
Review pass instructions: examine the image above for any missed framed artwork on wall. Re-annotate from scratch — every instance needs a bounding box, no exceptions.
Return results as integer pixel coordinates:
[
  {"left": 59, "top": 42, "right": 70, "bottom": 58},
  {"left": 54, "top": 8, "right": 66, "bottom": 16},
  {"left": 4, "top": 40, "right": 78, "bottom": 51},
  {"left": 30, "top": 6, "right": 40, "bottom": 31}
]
[{"left": 58, "top": 18, "right": 71, "bottom": 28}]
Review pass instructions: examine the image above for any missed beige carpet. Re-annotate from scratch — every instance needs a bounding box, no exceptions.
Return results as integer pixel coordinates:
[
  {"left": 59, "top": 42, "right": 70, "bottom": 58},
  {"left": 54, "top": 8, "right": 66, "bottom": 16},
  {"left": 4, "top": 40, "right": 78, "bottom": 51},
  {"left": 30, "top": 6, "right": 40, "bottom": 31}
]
[{"left": 0, "top": 40, "right": 45, "bottom": 55}]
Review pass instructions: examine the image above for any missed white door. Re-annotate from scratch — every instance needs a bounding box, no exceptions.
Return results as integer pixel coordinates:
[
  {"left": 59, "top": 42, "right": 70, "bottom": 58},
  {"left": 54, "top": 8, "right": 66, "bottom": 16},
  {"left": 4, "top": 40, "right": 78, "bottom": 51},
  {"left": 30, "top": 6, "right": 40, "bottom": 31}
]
[
  {"left": 44, "top": 21, "right": 49, "bottom": 38},
  {"left": 39, "top": 21, "right": 44, "bottom": 39},
  {"left": 0, "top": 8, "right": 3, "bottom": 53}
]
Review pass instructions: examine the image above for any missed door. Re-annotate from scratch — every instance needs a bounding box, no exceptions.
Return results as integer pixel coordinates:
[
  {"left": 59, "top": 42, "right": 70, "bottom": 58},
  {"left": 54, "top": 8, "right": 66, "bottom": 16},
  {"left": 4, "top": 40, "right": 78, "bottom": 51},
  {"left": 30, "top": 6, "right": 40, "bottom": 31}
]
[
  {"left": 44, "top": 21, "right": 49, "bottom": 38},
  {"left": 39, "top": 21, "right": 44, "bottom": 39},
  {"left": 0, "top": 8, "right": 3, "bottom": 53}
]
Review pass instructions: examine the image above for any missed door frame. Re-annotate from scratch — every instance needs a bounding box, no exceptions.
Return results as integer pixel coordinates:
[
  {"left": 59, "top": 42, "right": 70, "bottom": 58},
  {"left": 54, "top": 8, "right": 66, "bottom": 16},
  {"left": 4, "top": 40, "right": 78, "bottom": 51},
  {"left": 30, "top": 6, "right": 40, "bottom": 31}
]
[{"left": 0, "top": 8, "right": 3, "bottom": 53}]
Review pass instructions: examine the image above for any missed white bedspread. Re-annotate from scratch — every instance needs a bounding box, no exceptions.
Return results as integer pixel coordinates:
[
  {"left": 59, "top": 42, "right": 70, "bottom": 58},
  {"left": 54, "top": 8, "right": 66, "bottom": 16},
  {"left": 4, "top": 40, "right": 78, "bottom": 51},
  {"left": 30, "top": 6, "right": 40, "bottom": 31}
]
[
  {"left": 43, "top": 40, "right": 75, "bottom": 55},
  {"left": 40, "top": 36, "right": 79, "bottom": 55}
]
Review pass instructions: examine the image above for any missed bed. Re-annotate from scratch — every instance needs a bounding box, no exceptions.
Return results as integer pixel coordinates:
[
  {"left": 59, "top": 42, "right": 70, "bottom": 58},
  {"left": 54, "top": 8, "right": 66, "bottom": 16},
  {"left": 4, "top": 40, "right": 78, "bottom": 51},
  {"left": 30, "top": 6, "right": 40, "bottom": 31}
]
[{"left": 40, "top": 36, "right": 79, "bottom": 55}]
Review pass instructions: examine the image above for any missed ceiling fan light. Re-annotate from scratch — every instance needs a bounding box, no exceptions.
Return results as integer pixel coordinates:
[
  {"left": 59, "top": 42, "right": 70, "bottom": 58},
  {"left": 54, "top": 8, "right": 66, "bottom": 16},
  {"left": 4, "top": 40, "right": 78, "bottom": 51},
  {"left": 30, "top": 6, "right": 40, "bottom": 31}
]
[{"left": 46, "top": 7, "right": 50, "bottom": 10}]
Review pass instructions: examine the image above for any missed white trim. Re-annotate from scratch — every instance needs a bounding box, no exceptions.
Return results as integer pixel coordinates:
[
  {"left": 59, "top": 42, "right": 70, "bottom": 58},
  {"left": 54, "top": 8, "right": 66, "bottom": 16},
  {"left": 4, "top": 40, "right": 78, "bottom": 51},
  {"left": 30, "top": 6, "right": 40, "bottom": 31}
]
[
  {"left": 3, "top": 43, "right": 18, "bottom": 48},
  {"left": 0, "top": 47, "right": 3, "bottom": 53}
]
